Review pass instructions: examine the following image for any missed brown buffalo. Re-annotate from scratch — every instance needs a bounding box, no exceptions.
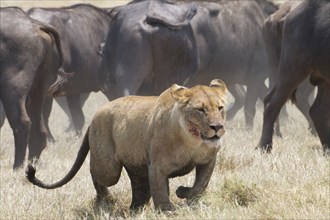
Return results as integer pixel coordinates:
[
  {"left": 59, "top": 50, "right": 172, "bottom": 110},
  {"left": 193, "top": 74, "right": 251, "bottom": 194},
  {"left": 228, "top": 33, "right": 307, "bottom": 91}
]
[
  {"left": 258, "top": 0, "right": 330, "bottom": 153},
  {"left": 0, "top": 7, "right": 67, "bottom": 169}
]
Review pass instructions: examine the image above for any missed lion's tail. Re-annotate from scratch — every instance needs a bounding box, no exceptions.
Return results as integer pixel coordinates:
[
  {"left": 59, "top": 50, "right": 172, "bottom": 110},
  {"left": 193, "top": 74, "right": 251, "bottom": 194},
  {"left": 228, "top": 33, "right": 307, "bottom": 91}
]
[{"left": 26, "top": 127, "right": 90, "bottom": 189}]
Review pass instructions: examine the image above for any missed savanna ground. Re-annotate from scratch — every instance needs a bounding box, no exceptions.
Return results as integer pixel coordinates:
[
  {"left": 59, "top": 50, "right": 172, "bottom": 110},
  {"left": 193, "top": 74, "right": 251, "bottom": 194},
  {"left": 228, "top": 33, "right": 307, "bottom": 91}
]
[{"left": 1, "top": 0, "right": 329, "bottom": 219}]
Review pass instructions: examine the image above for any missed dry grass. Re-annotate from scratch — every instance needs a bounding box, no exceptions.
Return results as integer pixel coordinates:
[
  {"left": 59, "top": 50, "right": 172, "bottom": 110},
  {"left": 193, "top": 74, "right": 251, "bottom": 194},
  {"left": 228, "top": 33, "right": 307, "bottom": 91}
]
[{"left": 1, "top": 91, "right": 329, "bottom": 220}]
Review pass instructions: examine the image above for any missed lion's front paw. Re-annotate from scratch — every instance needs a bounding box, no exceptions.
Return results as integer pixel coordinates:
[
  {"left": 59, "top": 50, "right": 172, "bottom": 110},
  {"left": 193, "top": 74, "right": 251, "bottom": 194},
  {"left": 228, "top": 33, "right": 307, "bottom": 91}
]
[{"left": 176, "top": 186, "right": 192, "bottom": 199}]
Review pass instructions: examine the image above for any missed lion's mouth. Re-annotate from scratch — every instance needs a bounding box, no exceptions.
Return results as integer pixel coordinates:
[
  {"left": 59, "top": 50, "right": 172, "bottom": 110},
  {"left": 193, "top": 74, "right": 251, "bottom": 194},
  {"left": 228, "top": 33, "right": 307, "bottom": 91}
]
[
  {"left": 187, "top": 120, "right": 221, "bottom": 142},
  {"left": 201, "top": 134, "right": 220, "bottom": 142}
]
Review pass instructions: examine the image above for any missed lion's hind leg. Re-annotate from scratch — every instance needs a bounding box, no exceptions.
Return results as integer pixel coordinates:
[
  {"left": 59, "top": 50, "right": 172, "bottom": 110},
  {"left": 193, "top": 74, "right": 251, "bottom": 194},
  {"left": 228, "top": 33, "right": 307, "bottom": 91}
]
[
  {"left": 90, "top": 160, "right": 123, "bottom": 203},
  {"left": 126, "top": 170, "right": 151, "bottom": 211},
  {"left": 92, "top": 174, "right": 110, "bottom": 202}
]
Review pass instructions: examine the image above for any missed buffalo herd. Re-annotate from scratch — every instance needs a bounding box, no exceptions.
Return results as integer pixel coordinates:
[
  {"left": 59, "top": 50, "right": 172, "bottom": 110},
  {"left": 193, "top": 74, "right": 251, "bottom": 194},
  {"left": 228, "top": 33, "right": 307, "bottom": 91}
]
[{"left": 0, "top": 0, "right": 329, "bottom": 170}]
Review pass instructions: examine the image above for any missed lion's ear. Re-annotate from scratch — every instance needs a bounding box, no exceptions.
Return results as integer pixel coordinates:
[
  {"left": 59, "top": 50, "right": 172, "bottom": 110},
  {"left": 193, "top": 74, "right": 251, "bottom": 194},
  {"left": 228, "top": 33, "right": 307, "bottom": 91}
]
[
  {"left": 170, "top": 84, "right": 190, "bottom": 103},
  {"left": 210, "top": 79, "right": 227, "bottom": 95}
]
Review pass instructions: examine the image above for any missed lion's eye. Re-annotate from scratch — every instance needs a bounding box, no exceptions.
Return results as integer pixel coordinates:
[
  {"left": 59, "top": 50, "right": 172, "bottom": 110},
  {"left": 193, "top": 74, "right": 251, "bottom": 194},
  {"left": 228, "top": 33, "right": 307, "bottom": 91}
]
[
  {"left": 218, "top": 106, "right": 224, "bottom": 111},
  {"left": 196, "top": 107, "right": 205, "bottom": 113}
]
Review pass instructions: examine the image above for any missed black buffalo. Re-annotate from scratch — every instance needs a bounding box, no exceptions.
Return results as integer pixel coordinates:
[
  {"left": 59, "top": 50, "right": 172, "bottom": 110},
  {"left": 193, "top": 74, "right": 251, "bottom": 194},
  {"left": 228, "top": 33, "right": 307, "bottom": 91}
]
[
  {"left": 0, "top": 7, "right": 67, "bottom": 169},
  {"left": 258, "top": 0, "right": 330, "bottom": 153},
  {"left": 262, "top": 1, "right": 316, "bottom": 136},
  {"left": 57, "top": 0, "right": 277, "bottom": 129},
  {"left": 27, "top": 4, "right": 112, "bottom": 134}
]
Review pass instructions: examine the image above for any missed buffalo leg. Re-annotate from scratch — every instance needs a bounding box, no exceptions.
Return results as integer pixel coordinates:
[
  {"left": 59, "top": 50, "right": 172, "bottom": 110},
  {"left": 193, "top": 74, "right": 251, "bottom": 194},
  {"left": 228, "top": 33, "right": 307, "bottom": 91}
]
[
  {"left": 55, "top": 96, "right": 70, "bottom": 119},
  {"left": 295, "top": 79, "right": 316, "bottom": 134},
  {"left": 258, "top": 87, "right": 286, "bottom": 152},
  {"left": 258, "top": 72, "right": 308, "bottom": 152},
  {"left": 268, "top": 67, "right": 285, "bottom": 137},
  {"left": 244, "top": 82, "right": 267, "bottom": 128},
  {"left": 43, "top": 97, "right": 55, "bottom": 142},
  {"left": 66, "top": 94, "right": 84, "bottom": 135},
  {"left": 27, "top": 84, "right": 47, "bottom": 161},
  {"left": 55, "top": 97, "right": 74, "bottom": 131},
  {"left": 309, "top": 82, "right": 330, "bottom": 153},
  {"left": 258, "top": 31, "right": 312, "bottom": 152},
  {"left": 226, "top": 84, "right": 245, "bottom": 121},
  {"left": 1, "top": 68, "right": 37, "bottom": 169},
  {"left": 79, "top": 93, "right": 89, "bottom": 106},
  {"left": 2, "top": 96, "right": 31, "bottom": 169},
  {"left": 55, "top": 93, "right": 89, "bottom": 132}
]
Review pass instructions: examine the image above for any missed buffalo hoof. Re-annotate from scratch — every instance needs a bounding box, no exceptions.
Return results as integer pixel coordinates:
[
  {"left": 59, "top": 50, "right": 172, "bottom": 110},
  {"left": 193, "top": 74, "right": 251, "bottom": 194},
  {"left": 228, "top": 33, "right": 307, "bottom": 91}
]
[
  {"left": 156, "top": 203, "right": 176, "bottom": 213},
  {"left": 274, "top": 130, "right": 283, "bottom": 138},
  {"left": 255, "top": 143, "right": 272, "bottom": 154},
  {"left": 13, "top": 163, "right": 23, "bottom": 171}
]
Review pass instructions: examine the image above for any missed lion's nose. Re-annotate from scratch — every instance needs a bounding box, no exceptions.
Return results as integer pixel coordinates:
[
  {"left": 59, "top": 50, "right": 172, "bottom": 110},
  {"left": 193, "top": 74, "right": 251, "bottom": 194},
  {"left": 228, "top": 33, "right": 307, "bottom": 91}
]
[{"left": 209, "top": 124, "right": 223, "bottom": 132}]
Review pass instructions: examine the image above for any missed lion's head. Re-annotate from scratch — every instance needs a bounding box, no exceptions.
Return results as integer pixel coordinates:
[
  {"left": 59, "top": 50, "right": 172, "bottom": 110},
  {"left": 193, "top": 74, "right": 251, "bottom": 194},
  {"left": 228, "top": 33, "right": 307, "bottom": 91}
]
[{"left": 170, "top": 79, "right": 227, "bottom": 145}]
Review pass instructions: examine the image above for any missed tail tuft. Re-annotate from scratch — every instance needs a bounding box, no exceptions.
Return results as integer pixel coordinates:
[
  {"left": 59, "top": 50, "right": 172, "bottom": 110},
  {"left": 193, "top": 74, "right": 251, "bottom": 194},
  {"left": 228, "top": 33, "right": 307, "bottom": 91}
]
[{"left": 26, "top": 164, "right": 37, "bottom": 184}]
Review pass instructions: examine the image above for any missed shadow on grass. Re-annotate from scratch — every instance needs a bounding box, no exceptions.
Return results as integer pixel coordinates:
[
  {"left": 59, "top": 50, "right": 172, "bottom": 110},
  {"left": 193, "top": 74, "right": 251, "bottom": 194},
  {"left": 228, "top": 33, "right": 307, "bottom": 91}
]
[
  {"left": 217, "top": 152, "right": 254, "bottom": 173},
  {"left": 73, "top": 196, "right": 129, "bottom": 219}
]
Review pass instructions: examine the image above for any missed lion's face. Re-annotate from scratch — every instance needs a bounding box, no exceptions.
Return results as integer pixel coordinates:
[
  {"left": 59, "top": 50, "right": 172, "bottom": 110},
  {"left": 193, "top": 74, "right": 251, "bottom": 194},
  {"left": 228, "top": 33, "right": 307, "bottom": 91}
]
[{"left": 171, "top": 79, "right": 227, "bottom": 145}]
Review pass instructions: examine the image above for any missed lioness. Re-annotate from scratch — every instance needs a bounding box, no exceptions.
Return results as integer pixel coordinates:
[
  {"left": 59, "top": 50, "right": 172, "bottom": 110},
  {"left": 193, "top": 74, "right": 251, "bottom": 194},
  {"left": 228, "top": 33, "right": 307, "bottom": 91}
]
[{"left": 26, "top": 79, "right": 227, "bottom": 211}]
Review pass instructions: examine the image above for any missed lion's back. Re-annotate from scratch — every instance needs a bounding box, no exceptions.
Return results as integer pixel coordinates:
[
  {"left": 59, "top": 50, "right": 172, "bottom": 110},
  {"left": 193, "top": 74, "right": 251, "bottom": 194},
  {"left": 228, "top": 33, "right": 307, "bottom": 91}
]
[{"left": 89, "top": 95, "right": 158, "bottom": 168}]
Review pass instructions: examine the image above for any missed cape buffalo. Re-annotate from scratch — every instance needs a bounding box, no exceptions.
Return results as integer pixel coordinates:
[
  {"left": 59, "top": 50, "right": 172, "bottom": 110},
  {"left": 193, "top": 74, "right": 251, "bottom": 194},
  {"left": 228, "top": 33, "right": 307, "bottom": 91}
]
[
  {"left": 53, "top": 0, "right": 277, "bottom": 129},
  {"left": 262, "top": 0, "right": 316, "bottom": 136},
  {"left": 186, "top": 0, "right": 278, "bottom": 128},
  {"left": 0, "top": 7, "right": 67, "bottom": 169},
  {"left": 0, "top": 101, "right": 5, "bottom": 128},
  {"left": 258, "top": 0, "right": 330, "bottom": 153},
  {"left": 27, "top": 4, "right": 112, "bottom": 135}
]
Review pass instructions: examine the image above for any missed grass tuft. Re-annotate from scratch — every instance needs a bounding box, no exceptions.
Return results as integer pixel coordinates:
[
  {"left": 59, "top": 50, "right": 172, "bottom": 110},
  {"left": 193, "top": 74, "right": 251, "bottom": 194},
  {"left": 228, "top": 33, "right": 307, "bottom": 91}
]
[{"left": 220, "top": 179, "right": 258, "bottom": 207}]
